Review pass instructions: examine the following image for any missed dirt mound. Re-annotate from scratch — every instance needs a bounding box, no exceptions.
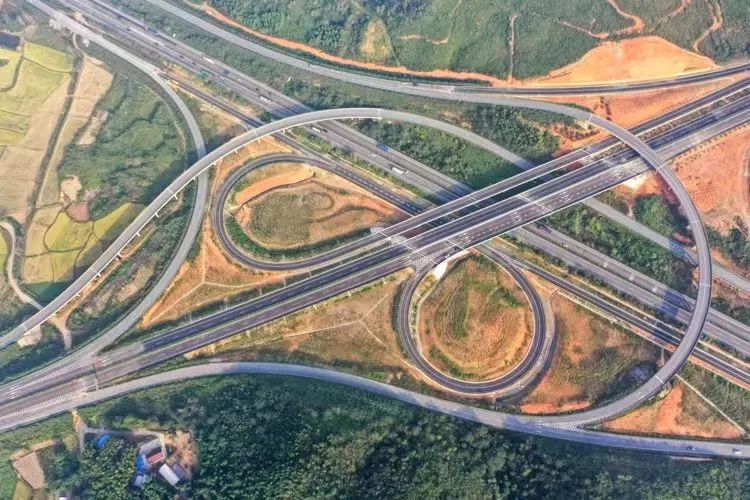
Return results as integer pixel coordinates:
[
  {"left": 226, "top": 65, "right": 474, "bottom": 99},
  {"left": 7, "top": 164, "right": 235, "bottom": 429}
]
[{"left": 526, "top": 36, "right": 715, "bottom": 86}]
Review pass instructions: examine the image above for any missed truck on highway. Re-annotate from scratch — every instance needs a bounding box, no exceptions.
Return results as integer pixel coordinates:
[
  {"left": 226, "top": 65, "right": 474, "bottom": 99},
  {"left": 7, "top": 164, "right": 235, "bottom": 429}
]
[{"left": 391, "top": 166, "right": 406, "bottom": 175}]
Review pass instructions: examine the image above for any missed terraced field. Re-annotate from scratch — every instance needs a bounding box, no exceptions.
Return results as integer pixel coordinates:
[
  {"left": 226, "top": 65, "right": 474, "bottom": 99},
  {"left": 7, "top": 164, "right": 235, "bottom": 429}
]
[
  {"left": 0, "top": 41, "right": 72, "bottom": 222},
  {"left": 21, "top": 204, "right": 141, "bottom": 300}
]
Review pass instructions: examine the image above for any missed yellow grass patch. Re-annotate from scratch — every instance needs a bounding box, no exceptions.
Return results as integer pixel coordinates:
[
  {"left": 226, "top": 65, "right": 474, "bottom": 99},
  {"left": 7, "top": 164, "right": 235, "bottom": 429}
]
[
  {"left": 189, "top": 272, "right": 414, "bottom": 382},
  {"left": 0, "top": 69, "right": 70, "bottom": 222},
  {"left": 0, "top": 128, "right": 23, "bottom": 145},
  {"left": 0, "top": 58, "right": 67, "bottom": 115},
  {"left": 30, "top": 204, "right": 62, "bottom": 227},
  {"left": 237, "top": 166, "right": 403, "bottom": 250},
  {"left": 0, "top": 230, "right": 7, "bottom": 271},
  {"left": 21, "top": 253, "right": 53, "bottom": 284},
  {"left": 44, "top": 212, "right": 92, "bottom": 252},
  {"left": 42, "top": 57, "right": 113, "bottom": 207},
  {"left": 50, "top": 249, "right": 79, "bottom": 282},
  {"left": 359, "top": 19, "right": 393, "bottom": 63},
  {"left": 93, "top": 203, "right": 141, "bottom": 240},
  {"left": 141, "top": 222, "right": 286, "bottom": 327},
  {"left": 22, "top": 42, "right": 72, "bottom": 73},
  {"left": 23, "top": 223, "right": 50, "bottom": 257}
]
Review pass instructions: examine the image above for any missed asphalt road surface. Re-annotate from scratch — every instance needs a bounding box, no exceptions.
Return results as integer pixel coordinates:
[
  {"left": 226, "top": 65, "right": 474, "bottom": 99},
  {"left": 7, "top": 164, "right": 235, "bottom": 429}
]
[
  {"left": 4, "top": 362, "right": 749, "bottom": 458},
  {"left": 7, "top": 0, "right": 733, "bottom": 455},
  {"left": 69, "top": 0, "right": 750, "bottom": 294},
  {"left": 0, "top": 106, "right": 710, "bottom": 430}
]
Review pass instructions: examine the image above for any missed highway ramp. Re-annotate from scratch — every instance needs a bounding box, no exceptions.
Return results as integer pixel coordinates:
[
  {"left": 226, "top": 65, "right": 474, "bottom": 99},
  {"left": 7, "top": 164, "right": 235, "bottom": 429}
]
[{"left": 4, "top": 361, "right": 748, "bottom": 459}]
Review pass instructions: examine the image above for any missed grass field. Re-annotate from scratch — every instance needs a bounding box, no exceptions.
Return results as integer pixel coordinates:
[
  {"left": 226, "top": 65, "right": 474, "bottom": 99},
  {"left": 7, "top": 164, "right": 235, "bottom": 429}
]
[
  {"left": 228, "top": 165, "right": 403, "bottom": 259},
  {"left": 21, "top": 203, "right": 143, "bottom": 292},
  {"left": 207, "top": 0, "right": 631, "bottom": 79},
  {"left": 43, "top": 213, "right": 92, "bottom": 252},
  {"left": 66, "top": 187, "right": 194, "bottom": 339},
  {"left": 189, "top": 271, "right": 416, "bottom": 386},
  {"left": 0, "top": 230, "right": 31, "bottom": 332},
  {"left": 417, "top": 255, "right": 532, "bottom": 381},
  {"left": 21, "top": 42, "right": 73, "bottom": 73},
  {"left": 0, "top": 47, "right": 21, "bottom": 89},
  {"left": 354, "top": 120, "right": 524, "bottom": 189},
  {"left": 92, "top": 203, "right": 140, "bottom": 240}
]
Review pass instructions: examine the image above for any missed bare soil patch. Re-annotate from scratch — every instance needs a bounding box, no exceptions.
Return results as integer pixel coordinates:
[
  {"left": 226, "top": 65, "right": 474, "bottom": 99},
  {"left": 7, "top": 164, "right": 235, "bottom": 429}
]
[
  {"left": 187, "top": 271, "right": 421, "bottom": 388},
  {"left": 520, "top": 293, "right": 659, "bottom": 414},
  {"left": 229, "top": 162, "right": 314, "bottom": 208},
  {"left": 141, "top": 221, "right": 286, "bottom": 328},
  {"left": 548, "top": 77, "right": 736, "bottom": 152},
  {"left": 417, "top": 254, "right": 533, "bottom": 381},
  {"left": 526, "top": 36, "right": 715, "bottom": 87},
  {"left": 669, "top": 125, "right": 750, "bottom": 233},
  {"left": 604, "top": 380, "right": 743, "bottom": 439},
  {"left": 164, "top": 431, "right": 198, "bottom": 480},
  {"left": 613, "top": 125, "right": 750, "bottom": 244}
]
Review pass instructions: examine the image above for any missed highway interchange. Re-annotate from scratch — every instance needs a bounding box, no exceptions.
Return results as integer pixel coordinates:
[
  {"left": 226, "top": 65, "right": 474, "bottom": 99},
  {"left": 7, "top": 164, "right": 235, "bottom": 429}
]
[{"left": 2, "top": 0, "right": 749, "bottom": 458}]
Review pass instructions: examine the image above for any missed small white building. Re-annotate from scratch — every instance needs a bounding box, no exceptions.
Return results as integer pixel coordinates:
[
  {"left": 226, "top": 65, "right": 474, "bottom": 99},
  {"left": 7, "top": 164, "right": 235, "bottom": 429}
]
[{"left": 158, "top": 464, "right": 180, "bottom": 487}]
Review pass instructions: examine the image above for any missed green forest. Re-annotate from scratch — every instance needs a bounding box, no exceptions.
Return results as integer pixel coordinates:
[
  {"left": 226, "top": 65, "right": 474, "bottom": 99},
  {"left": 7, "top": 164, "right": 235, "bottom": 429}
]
[
  {"left": 546, "top": 204, "right": 694, "bottom": 293},
  {"left": 59, "top": 77, "right": 186, "bottom": 218},
  {"left": 207, "top": 0, "right": 750, "bottom": 79},
  {"left": 42, "top": 375, "right": 746, "bottom": 498}
]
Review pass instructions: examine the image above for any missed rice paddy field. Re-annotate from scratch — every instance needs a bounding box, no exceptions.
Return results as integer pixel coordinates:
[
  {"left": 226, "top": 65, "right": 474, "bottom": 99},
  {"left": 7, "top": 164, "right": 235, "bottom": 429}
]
[{"left": 0, "top": 41, "right": 72, "bottom": 222}]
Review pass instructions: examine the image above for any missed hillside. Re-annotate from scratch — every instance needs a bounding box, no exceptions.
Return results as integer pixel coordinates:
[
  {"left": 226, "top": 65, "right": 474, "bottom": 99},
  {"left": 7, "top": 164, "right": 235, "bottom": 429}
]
[{"left": 199, "top": 0, "right": 749, "bottom": 82}]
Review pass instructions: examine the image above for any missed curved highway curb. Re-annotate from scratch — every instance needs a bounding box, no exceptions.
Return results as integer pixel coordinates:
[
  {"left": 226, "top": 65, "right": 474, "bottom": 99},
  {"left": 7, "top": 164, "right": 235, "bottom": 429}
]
[
  {"left": 396, "top": 250, "right": 554, "bottom": 397},
  {"left": 3, "top": 0, "right": 209, "bottom": 350},
  {"left": 3, "top": 361, "right": 748, "bottom": 459},
  {"left": 0, "top": 107, "right": 711, "bottom": 429},
  {"left": 212, "top": 154, "right": 401, "bottom": 271}
]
